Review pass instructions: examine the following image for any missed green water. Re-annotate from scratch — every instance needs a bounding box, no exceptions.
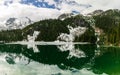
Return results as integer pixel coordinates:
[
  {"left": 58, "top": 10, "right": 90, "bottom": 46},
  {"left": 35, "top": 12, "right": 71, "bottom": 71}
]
[{"left": 0, "top": 44, "right": 120, "bottom": 75}]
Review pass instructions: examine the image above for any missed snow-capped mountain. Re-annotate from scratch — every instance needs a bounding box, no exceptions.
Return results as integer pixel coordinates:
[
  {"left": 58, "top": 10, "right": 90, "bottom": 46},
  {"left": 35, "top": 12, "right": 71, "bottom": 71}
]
[
  {"left": 1, "top": 17, "right": 33, "bottom": 30},
  {"left": 5, "top": 17, "right": 33, "bottom": 30}
]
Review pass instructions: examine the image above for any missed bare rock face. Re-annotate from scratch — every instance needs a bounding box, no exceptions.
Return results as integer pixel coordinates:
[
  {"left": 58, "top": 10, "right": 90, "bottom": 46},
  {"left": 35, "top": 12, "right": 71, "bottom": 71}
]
[{"left": 88, "top": 10, "right": 104, "bottom": 16}]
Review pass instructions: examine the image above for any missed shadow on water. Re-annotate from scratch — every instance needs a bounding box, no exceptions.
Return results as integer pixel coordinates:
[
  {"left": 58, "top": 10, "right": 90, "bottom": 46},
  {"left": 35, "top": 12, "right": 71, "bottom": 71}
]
[{"left": 0, "top": 44, "right": 120, "bottom": 75}]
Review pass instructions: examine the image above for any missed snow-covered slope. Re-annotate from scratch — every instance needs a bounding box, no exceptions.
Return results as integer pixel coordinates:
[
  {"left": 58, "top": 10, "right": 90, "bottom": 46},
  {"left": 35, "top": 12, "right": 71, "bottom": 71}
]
[
  {"left": 5, "top": 17, "right": 33, "bottom": 30},
  {"left": 57, "top": 26, "right": 87, "bottom": 42}
]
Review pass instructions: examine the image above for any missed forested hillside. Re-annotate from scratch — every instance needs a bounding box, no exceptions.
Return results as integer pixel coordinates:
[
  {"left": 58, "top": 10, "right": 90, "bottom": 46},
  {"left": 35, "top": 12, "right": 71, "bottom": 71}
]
[
  {"left": 0, "top": 15, "right": 96, "bottom": 43},
  {"left": 94, "top": 9, "right": 120, "bottom": 45}
]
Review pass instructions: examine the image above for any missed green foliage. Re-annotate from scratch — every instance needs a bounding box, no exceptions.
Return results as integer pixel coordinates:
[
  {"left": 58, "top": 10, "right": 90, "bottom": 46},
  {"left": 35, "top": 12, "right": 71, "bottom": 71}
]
[
  {"left": 23, "top": 19, "right": 69, "bottom": 41},
  {"left": 0, "top": 29, "right": 23, "bottom": 42},
  {"left": 74, "top": 26, "right": 97, "bottom": 43},
  {"left": 94, "top": 9, "right": 120, "bottom": 45}
]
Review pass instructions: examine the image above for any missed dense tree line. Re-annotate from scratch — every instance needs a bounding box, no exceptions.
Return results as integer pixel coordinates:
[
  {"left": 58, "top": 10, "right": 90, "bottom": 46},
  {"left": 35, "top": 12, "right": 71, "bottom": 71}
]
[
  {"left": 0, "top": 29, "right": 23, "bottom": 42},
  {"left": 74, "top": 26, "right": 97, "bottom": 43},
  {"left": 22, "top": 19, "right": 69, "bottom": 41},
  {"left": 94, "top": 9, "right": 120, "bottom": 45}
]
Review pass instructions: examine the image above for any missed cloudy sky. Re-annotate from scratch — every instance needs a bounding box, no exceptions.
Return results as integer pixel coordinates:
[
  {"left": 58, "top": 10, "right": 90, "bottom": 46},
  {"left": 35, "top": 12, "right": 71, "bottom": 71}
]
[{"left": 0, "top": 0, "right": 120, "bottom": 23}]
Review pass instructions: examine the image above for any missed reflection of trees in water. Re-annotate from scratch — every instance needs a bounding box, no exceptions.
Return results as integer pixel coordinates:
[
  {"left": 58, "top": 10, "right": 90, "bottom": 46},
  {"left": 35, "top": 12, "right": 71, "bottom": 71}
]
[
  {"left": 0, "top": 44, "right": 31, "bottom": 65},
  {"left": 92, "top": 47, "right": 120, "bottom": 75},
  {"left": 57, "top": 44, "right": 86, "bottom": 58},
  {"left": 1, "top": 44, "right": 120, "bottom": 75},
  {"left": 0, "top": 44, "right": 101, "bottom": 71}
]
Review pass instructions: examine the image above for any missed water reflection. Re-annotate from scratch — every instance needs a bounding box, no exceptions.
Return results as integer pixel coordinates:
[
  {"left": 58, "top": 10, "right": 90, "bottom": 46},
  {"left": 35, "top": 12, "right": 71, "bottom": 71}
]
[
  {"left": 57, "top": 44, "right": 86, "bottom": 58},
  {"left": 0, "top": 44, "right": 120, "bottom": 75},
  {"left": 93, "top": 47, "right": 120, "bottom": 75}
]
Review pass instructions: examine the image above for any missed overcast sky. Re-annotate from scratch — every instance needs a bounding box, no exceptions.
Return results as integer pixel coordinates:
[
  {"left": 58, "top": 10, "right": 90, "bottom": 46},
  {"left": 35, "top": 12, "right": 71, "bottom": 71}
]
[
  {"left": 0, "top": 0, "right": 120, "bottom": 23},
  {"left": 76, "top": 0, "right": 120, "bottom": 13}
]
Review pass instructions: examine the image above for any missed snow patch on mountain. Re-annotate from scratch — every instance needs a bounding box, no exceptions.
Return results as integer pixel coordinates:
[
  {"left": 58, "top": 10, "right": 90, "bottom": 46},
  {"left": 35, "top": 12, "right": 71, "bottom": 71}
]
[
  {"left": 57, "top": 26, "right": 87, "bottom": 42},
  {"left": 5, "top": 17, "right": 33, "bottom": 30},
  {"left": 27, "top": 31, "right": 40, "bottom": 52}
]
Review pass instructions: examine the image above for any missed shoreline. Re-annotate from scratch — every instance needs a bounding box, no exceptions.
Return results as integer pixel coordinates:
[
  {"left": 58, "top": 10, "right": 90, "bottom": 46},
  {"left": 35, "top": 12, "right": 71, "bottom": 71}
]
[{"left": 5, "top": 41, "right": 91, "bottom": 45}]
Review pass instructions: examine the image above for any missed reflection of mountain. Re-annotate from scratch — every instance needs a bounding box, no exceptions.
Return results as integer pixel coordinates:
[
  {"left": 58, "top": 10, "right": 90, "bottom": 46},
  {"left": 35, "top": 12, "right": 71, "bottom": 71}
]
[
  {"left": 0, "top": 44, "right": 96, "bottom": 70},
  {"left": 1, "top": 44, "right": 120, "bottom": 75},
  {"left": 93, "top": 47, "right": 120, "bottom": 75},
  {"left": 2, "top": 17, "right": 33, "bottom": 30}
]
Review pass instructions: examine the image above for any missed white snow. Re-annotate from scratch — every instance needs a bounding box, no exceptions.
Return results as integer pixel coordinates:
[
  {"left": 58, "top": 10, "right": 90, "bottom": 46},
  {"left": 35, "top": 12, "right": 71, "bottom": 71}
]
[
  {"left": 57, "top": 33, "right": 74, "bottom": 42},
  {"left": 57, "top": 43, "right": 86, "bottom": 58},
  {"left": 0, "top": 53, "right": 29, "bottom": 65},
  {"left": 57, "top": 25, "right": 87, "bottom": 42},
  {"left": 4, "top": 17, "right": 33, "bottom": 30},
  {"left": 27, "top": 31, "right": 40, "bottom": 42},
  {"left": 27, "top": 31, "right": 40, "bottom": 52},
  {"left": 68, "top": 26, "right": 87, "bottom": 37},
  {"left": 56, "top": 25, "right": 88, "bottom": 58}
]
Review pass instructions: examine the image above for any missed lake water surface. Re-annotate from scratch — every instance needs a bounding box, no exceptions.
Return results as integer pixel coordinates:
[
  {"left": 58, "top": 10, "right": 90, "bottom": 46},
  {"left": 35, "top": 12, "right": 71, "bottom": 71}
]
[{"left": 0, "top": 43, "right": 120, "bottom": 75}]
